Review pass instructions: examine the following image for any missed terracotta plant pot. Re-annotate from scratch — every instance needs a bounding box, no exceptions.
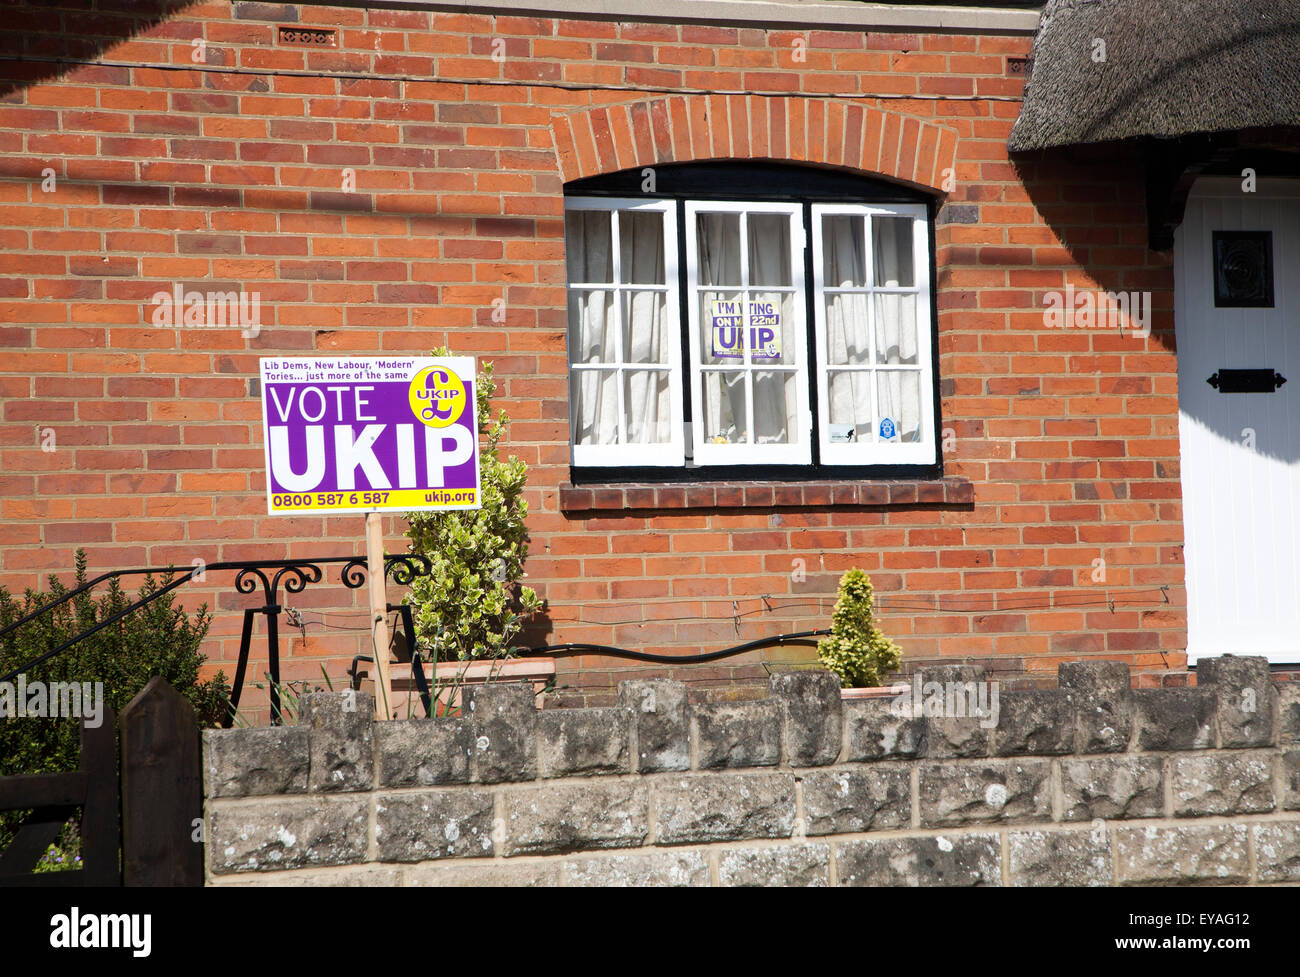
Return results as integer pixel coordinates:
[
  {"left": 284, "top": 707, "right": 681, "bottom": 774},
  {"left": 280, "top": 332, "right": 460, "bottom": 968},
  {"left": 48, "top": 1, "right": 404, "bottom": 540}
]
[
  {"left": 377, "top": 656, "right": 556, "bottom": 718},
  {"left": 840, "top": 684, "right": 906, "bottom": 701}
]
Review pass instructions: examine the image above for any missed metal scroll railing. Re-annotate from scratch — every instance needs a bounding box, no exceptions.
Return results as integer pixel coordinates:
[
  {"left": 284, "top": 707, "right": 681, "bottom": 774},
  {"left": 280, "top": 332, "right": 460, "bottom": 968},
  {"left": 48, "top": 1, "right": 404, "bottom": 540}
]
[{"left": 0, "top": 555, "right": 432, "bottom": 726}]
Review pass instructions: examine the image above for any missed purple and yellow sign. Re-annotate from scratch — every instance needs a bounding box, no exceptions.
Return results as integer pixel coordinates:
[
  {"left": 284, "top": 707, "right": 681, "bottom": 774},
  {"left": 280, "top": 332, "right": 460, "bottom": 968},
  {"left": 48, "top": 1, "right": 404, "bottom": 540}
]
[
  {"left": 259, "top": 356, "right": 480, "bottom": 514},
  {"left": 709, "top": 299, "right": 781, "bottom": 360}
]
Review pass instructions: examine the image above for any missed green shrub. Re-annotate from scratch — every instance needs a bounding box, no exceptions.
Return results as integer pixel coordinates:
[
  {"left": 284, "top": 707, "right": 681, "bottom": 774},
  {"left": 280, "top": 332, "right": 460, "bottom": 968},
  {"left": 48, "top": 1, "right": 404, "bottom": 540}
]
[
  {"left": 404, "top": 353, "right": 541, "bottom": 661},
  {"left": 817, "top": 569, "right": 902, "bottom": 688},
  {"left": 0, "top": 551, "right": 230, "bottom": 848}
]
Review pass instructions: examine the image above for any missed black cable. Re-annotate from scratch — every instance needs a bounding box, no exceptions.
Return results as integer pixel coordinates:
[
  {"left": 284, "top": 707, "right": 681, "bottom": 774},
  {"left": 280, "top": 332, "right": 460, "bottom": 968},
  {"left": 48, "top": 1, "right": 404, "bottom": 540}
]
[
  {"left": 0, "top": 53, "right": 1023, "bottom": 103},
  {"left": 528, "top": 628, "right": 828, "bottom": 664}
]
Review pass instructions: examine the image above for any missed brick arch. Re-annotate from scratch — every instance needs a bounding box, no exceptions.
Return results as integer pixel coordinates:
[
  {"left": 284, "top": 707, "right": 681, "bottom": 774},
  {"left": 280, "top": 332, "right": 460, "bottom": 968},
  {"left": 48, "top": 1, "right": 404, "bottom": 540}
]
[{"left": 551, "top": 95, "right": 958, "bottom": 194}]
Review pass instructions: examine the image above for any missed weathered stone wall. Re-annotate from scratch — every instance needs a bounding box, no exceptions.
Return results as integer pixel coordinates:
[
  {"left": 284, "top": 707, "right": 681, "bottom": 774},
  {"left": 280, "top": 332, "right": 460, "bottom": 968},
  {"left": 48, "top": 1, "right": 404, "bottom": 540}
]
[{"left": 203, "top": 656, "right": 1300, "bottom": 886}]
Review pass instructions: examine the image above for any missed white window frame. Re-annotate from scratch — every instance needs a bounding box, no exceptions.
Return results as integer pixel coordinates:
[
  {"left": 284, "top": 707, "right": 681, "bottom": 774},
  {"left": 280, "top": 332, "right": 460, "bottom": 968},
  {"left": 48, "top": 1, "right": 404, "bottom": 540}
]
[
  {"left": 684, "top": 201, "right": 812, "bottom": 466},
  {"left": 811, "top": 202, "right": 936, "bottom": 466},
  {"left": 564, "top": 196, "right": 684, "bottom": 468}
]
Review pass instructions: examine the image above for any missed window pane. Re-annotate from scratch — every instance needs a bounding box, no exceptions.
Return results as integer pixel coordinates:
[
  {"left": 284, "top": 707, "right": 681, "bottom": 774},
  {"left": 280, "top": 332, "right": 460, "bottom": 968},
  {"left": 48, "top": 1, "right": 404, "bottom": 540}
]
[
  {"left": 825, "top": 292, "right": 871, "bottom": 365},
  {"left": 874, "top": 292, "right": 918, "bottom": 365},
  {"left": 565, "top": 210, "right": 613, "bottom": 284},
  {"left": 702, "top": 289, "right": 743, "bottom": 364},
  {"left": 695, "top": 212, "right": 741, "bottom": 286},
  {"left": 701, "top": 370, "right": 747, "bottom": 444},
  {"left": 877, "top": 371, "right": 922, "bottom": 443},
  {"left": 750, "top": 290, "right": 795, "bottom": 365},
  {"left": 572, "top": 369, "right": 620, "bottom": 445},
  {"left": 567, "top": 290, "right": 616, "bottom": 363},
  {"left": 621, "top": 291, "right": 670, "bottom": 364},
  {"left": 754, "top": 371, "right": 796, "bottom": 444},
  {"left": 872, "top": 216, "right": 914, "bottom": 288},
  {"left": 827, "top": 371, "right": 872, "bottom": 442},
  {"left": 822, "top": 214, "right": 866, "bottom": 287},
  {"left": 618, "top": 210, "right": 665, "bottom": 285},
  {"left": 623, "top": 370, "right": 673, "bottom": 444},
  {"left": 748, "top": 213, "right": 791, "bottom": 286}
]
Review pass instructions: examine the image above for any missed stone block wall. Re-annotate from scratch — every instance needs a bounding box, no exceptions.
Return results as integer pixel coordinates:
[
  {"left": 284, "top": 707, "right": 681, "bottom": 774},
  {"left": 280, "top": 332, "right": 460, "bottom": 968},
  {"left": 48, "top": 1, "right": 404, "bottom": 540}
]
[{"left": 203, "top": 656, "right": 1300, "bottom": 886}]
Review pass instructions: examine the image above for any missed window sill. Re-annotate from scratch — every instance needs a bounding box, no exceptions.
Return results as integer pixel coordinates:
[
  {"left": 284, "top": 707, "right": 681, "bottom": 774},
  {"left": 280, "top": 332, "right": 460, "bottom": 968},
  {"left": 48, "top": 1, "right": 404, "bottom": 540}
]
[{"left": 557, "top": 476, "right": 973, "bottom": 513}]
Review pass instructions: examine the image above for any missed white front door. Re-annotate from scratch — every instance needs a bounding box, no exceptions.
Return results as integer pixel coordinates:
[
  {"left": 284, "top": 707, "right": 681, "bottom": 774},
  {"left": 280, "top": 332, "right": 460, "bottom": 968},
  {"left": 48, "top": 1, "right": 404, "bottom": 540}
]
[{"left": 1175, "top": 178, "right": 1300, "bottom": 664}]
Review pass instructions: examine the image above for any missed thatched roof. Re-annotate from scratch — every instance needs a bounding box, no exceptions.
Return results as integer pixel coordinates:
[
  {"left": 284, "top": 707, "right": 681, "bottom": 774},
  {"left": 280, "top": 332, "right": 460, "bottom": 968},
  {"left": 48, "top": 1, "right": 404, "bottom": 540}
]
[{"left": 1009, "top": 0, "right": 1300, "bottom": 151}]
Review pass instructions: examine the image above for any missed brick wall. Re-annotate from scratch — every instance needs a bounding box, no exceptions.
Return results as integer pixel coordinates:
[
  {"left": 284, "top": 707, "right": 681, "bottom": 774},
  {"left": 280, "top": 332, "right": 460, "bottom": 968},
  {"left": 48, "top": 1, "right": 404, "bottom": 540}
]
[
  {"left": 0, "top": 1, "right": 1187, "bottom": 717},
  {"left": 202, "top": 657, "right": 1300, "bottom": 886}
]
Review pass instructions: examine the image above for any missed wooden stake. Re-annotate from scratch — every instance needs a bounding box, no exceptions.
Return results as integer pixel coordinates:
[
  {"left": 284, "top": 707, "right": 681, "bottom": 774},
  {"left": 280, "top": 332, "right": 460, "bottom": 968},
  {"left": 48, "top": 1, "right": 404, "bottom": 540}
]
[{"left": 366, "top": 512, "right": 392, "bottom": 721}]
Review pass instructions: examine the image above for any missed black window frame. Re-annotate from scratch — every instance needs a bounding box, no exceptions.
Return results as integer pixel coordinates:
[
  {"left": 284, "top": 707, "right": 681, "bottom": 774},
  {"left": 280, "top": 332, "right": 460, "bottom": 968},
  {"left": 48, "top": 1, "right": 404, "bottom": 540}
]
[{"left": 564, "top": 161, "right": 944, "bottom": 484}]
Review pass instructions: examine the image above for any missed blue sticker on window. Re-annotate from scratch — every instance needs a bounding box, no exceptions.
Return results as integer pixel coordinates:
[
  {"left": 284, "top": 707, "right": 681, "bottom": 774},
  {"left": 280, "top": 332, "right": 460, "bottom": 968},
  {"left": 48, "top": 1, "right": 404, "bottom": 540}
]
[{"left": 879, "top": 417, "right": 896, "bottom": 440}]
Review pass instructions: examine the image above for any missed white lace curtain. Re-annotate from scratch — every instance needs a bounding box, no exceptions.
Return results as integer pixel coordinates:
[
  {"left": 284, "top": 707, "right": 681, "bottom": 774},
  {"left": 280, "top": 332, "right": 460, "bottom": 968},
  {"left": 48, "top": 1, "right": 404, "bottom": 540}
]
[
  {"left": 567, "top": 207, "right": 920, "bottom": 451},
  {"left": 824, "top": 215, "right": 919, "bottom": 442},
  {"left": 697, "top": 213, "right": 796, "bottom": 445},
  {"left": 567, "top": 210, "right": 671, "bottom": 445}
]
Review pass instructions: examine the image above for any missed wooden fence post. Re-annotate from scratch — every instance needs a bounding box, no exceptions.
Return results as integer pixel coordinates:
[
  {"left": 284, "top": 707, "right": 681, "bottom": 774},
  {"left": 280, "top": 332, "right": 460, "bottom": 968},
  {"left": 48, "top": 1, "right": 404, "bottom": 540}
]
[
  {"left": 120, "top": 677, "right": 203, "bottom": 886},
  {"left": 80, "top": 704, "right": 119, "bottom": 886}
]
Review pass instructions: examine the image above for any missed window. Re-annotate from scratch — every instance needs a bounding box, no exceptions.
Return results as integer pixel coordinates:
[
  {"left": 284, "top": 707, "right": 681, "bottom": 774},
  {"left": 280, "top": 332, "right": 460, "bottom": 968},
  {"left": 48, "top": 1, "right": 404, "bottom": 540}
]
[
  {"left": 813, "top": 204, "right": 935, "bottom": 466},
  {"left": 687, "top": 201, "right": 810, "bottom": 466},
  {"left": 563, "top": 163, "right": 939, "bottom": 480},
  {"left": 1211, "top": 230, "right": 1274, "bottom": 308},
  {"left": 565, "top": 198, "right": 683, "bottom": 467}
]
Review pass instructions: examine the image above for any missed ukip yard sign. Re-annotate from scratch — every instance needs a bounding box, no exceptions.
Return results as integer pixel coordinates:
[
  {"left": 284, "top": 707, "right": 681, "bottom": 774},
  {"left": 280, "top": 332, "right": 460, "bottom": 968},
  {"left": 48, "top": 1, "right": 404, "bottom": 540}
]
[{"left": 259, "top": 356, "right": 482, "bottom": 718}]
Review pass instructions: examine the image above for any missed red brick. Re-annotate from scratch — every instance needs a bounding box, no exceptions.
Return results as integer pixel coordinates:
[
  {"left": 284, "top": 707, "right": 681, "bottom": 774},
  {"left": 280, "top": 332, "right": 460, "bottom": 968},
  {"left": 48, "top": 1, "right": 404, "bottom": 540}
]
[{"left": 0, "top": 10, "right": 1194, "bottom": 694}]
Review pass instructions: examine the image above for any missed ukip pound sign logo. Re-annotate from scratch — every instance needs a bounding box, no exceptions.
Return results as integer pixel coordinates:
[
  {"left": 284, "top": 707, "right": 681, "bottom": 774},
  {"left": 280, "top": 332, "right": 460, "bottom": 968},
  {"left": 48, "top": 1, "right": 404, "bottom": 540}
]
[{"left": 409, "top": 365, "right": 468, "bottom": 429}]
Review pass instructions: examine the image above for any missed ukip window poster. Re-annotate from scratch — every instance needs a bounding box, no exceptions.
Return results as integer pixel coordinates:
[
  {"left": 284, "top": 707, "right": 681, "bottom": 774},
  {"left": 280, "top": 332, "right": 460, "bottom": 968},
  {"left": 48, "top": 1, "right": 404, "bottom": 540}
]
[
  {"left": 259, "top": 356, "right": 481, "bottom": 514},
  {"left": 709, "top": 299, "right": 782, "bottom": 360}
]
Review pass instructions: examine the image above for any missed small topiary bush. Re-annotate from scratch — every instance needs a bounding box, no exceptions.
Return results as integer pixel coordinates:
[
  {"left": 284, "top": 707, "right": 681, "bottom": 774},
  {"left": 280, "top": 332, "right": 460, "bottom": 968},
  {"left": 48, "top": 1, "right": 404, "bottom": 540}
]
[
  {"left": 817, "top": 568, "right": 902, "bottom": 688},
  {"left": 404, "top": 352, "right": 541, "bottom": 662}
]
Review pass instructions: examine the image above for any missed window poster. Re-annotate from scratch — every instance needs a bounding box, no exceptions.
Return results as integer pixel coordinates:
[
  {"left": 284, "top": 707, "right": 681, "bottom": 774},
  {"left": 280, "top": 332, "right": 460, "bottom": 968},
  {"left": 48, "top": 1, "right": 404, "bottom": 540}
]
[{"left": 709, "top": 299, "right": 782, "bottom": 360}]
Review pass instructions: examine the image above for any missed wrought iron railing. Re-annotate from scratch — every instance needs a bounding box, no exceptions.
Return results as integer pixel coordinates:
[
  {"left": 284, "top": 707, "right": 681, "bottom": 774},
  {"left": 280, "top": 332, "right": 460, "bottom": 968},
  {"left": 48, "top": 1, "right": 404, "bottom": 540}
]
[
  {"left": 1, "top": 554, "right": 839, "bottom": 725},
  {"left": 0, "top": 555, "right": 432, "bottom": 726}
]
